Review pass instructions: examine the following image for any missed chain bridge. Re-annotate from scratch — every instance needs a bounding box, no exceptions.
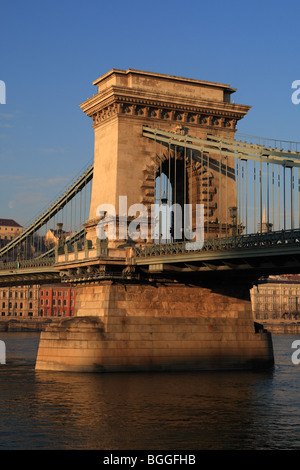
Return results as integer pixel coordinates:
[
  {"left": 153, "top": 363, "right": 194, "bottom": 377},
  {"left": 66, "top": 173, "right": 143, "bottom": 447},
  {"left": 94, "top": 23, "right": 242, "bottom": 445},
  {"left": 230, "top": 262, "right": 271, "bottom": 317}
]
[
  {"left": 1, "top": 68, "right": 299, "bottom": 373},
  {"left": 2, "top": 126, "right": 300, "bottom": 284}
]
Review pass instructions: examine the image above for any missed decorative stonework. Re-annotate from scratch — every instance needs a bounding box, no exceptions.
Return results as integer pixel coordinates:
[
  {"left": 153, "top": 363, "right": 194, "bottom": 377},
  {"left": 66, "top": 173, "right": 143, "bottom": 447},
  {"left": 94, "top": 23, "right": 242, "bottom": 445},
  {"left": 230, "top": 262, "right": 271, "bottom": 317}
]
[
  {"left": 59, "top": 263, "right": 139, "bottom": 283},
  {"left": 90, "top": 95, "right": 239, "bottom": 131}
]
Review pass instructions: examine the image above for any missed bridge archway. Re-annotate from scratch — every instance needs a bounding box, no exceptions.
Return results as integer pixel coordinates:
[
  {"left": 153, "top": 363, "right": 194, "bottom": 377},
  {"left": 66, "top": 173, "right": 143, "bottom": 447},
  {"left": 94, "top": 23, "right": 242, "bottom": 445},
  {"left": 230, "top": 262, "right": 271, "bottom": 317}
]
[{"left": 154, "top": 147, "right": 191, "bottom": 243}]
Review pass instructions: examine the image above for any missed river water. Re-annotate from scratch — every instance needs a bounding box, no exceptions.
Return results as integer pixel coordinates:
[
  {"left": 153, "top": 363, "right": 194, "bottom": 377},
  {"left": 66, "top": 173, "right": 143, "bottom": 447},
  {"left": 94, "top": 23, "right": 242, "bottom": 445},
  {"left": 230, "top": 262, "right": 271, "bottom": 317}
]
[{"left": 0, "top": 332, "right": 299, "bottom": 450}]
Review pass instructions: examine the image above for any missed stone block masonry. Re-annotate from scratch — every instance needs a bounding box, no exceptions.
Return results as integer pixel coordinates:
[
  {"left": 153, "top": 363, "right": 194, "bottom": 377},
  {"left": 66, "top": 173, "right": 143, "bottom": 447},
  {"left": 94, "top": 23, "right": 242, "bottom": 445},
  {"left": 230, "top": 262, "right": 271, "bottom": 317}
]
[{"left": 35, "top": 280, "right": 274, "bottom": 372}]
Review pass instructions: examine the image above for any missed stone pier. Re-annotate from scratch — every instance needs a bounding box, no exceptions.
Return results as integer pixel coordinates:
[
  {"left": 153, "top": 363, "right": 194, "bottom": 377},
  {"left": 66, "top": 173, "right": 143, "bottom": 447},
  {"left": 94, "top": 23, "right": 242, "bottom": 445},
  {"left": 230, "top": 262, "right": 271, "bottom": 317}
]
[{"left": 35, "top": 277, "right": 274, "bottom": 372}]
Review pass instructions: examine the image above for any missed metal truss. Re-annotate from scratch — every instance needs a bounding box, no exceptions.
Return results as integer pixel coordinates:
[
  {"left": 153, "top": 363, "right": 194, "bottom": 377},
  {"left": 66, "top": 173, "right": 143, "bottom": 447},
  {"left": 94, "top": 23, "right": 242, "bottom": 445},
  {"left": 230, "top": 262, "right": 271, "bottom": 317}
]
[
  {"left": 142, "top": 126, "right": 300, "bottom": 168},
  {"left": 143, "top": 125, "right": 300, "bottom": 236}
]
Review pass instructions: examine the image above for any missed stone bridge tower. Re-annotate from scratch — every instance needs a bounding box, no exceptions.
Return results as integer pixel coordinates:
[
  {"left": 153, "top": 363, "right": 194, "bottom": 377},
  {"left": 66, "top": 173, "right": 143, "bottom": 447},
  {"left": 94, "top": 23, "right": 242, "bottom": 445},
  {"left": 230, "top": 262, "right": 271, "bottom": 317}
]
[{"left": 80, "top": 69, "right": 250, "bottom": 245}]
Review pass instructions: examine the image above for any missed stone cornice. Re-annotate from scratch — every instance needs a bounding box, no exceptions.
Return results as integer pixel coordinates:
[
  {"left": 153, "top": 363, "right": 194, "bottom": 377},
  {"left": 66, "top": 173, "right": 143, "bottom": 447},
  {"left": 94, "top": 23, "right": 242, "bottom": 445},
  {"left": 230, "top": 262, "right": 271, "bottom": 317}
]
[
  {"left": 80, "top": 87, "right": 250, "bottom": 131},
  {"left": 80, "top": 85, "right": 249, "bottom": 117}
]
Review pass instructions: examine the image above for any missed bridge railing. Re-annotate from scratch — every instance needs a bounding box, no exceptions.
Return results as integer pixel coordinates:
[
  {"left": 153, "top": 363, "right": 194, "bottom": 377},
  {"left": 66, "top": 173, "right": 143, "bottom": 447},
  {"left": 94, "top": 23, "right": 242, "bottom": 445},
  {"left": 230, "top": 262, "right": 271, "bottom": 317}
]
[
  {"left": 1, "top": 228, "right": 300, "bottom": 270},
  {"left": 0, "top": 256, "right": 55, "bottom": 271},
  {"left": 236, "top": 132, "right": 300, "bottom": 153},
  {"left": 55, "top": 237, "right": 108, "bottom": 264},
  {"left": 134, "top": 229, "right": 300, "bottom": 257}
]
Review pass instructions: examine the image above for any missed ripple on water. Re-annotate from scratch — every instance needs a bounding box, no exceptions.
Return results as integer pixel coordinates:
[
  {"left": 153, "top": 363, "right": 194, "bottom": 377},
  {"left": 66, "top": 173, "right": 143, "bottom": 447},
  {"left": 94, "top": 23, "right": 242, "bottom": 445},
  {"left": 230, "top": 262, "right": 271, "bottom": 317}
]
[{"left": 0, "top": 332, "right": 300, "bottom": 449}]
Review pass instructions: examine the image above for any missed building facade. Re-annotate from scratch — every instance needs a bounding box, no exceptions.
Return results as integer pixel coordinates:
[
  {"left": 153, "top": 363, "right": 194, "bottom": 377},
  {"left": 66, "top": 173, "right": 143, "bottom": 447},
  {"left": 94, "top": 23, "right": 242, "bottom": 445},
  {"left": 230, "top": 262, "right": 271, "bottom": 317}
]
[
  {"left": 250, "top": 275, "right": 300, "bottom": 321},
  {"left": 39, "top": 284, "right": 76, "bottom": 317},
  {"left": 0, "top": 284, "right": 76, "bottom": 318},
  {"left": 0, "top": 285, "right": 39, "bottom": 317}
]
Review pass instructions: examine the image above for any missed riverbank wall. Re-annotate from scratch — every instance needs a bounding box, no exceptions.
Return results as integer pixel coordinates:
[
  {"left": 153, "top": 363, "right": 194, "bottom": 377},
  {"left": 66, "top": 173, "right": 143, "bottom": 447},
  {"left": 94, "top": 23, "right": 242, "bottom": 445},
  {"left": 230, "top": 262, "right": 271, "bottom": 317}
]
[
  {"left": 0, "top": 318, "right": 59, "bottom": 332},
  {"left": 259, "top": 321, "right": 300, "bottom": 334}
]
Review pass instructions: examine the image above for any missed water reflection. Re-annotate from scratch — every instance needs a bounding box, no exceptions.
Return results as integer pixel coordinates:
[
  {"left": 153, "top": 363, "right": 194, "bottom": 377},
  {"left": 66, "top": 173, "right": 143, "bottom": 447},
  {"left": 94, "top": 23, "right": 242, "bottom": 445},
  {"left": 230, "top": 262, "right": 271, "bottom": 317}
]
[
  {"left": 0, "top": 332, "right": 300, "bottom": 450},
  {"left": 31, "top": 367, "right": 274, "bottom": 450}
]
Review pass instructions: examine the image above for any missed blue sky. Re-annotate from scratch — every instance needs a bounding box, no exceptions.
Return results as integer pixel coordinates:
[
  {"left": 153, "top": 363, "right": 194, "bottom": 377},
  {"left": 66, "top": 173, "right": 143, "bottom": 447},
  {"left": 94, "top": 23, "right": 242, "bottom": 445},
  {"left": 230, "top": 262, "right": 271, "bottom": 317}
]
[{"left": 0, "top": 0, "right": 299, "bottom": 226}]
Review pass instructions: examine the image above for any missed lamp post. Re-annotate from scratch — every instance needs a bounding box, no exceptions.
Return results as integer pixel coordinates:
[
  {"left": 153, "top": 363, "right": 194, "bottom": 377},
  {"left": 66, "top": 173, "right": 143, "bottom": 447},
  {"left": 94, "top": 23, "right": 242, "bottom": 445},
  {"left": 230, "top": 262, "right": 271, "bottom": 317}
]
[{"left": 229, "top": 206, "right": 237, "bottom": 235}]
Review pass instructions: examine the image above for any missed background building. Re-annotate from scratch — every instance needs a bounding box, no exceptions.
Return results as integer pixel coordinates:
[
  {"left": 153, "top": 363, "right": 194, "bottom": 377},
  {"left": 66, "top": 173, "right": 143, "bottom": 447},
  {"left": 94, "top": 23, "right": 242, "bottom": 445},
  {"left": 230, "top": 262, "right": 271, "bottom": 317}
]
[
  {"left": 257, "top": 206, "right": 273, "bottom": 233},
  {"left": 39, "top": 284, "right": 76, "bottom": 317},
  {"left": 0, "top": 284, "right": 76, "bottom": 318},
  {"left": 250, "top": 275, "right": 300, "bottom": 321},
  {"left": 0, "top": 285, "right": 39, "bottom": 317},
  {"left": 44, "top": 228, "right": 72, "bottom": 249},
  {"left": 0, "top": 218, "right": 22, "bottom": 248}
]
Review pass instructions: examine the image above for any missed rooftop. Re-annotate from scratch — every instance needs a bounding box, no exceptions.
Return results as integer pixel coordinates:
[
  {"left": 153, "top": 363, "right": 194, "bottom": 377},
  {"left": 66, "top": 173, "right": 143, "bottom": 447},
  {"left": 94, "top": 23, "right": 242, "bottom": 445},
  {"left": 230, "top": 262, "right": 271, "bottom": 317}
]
[
  {"left": 0, "top": 218, "right": 22, "bottom": 228},
  {"left": 93, "top": 68, "right": 236, "bottom": 92}
]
